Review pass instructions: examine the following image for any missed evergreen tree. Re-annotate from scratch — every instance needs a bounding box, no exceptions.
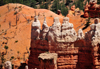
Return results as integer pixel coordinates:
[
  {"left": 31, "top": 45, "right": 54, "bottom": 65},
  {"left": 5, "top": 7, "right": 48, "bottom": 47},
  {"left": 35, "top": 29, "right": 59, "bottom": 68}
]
[
  {"left": 40, "top": 0, "right": 49, "bottom": 9},
  {"left": 61, "top": 3, "right": 68, "bottom": 16},
  {"left": 51, "top": 0, "right": 59, "bottom": 13},
  {"left": 30, "top": 0, "right": 37, "bottom": 8},
  {"left": 98, "top": 0, "right": 100, "bottom": 4},
  {"left": 73, "top": 0, "right": 84, "bottom": 10}
]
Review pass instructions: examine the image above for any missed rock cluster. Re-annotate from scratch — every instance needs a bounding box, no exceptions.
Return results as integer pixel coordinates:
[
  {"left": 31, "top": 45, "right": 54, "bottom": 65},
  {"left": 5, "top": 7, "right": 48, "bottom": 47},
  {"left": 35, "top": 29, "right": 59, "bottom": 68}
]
[
  {"left": 31, "top": 16, "right": 41, "bottom": 39},
  {"left": 38, "top": 53, "right": 57, "bottom": 69},
  {"left": 85, "top": 18, "right": 100, "bottom": 45},
  {"left": 32, "top": 16, "right": 78, "bottom": 44},
  {"left": 84, "top": 0, "right": 100, "bottom": 18},
  {"left": 29, "top": 16, "right": 100, "bottom": 69},
  {"left": 4, "top": 61, "right": 12, "bottom": 69}
]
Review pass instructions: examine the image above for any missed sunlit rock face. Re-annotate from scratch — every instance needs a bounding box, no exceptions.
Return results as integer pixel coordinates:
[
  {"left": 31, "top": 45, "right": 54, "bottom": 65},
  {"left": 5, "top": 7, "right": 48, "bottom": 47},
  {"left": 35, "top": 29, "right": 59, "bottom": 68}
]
[
  {"left": 61, "top": 17, "right": 77, "bottom": 42},
  {"left": 38, "top": 53, "right": 58, "bottom": 69},
  {"left": 29, "top": 16, "right": 100, "bottom": 69},
  {"left": 31, "top": 16, "right": 41, "bottom": 39},
  {"left": 48, "top": 17, "right": 61, "bottom": 44},
  {"left": 4, "top": 61, "right": 12, "bottom": 69},
  {"left": 77, "top": 29, "right": 84, "bottom": 40},
  {"left": 85, "top": 18, "right": 100, "bottom": 43},
  {"left": 88, "top": 18, "right": 100, "bottom": 46},
  {"left": 90, "top": 0, "right": 97, "bottom": 4},
  {"left": 41, "top": 17, "right": 49, "bottom": 40}
]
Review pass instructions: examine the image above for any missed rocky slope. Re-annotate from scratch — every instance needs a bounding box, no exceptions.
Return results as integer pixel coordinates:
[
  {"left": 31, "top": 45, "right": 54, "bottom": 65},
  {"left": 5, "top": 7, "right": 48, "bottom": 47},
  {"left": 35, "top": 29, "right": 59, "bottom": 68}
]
[
  {"left": 0, "top": 3, "right": 100, "bottom": 63},
  {"left": 0, "top": 3, "right": 63, "bottom": 62}
]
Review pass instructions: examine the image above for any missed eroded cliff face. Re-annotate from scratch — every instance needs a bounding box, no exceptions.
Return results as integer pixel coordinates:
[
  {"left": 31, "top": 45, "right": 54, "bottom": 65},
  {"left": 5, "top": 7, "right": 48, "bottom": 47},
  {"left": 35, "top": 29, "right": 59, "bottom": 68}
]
[{"left": 28, "top": 16, "right": 100, "bottom": 69}]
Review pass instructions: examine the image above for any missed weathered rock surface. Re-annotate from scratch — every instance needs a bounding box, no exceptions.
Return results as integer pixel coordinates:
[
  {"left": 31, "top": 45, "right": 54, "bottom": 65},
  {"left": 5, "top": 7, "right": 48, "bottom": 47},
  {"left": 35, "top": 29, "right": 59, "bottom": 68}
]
[
  {"left": 31, "top": 16, "right": 41, "bottom": 39},
  {"left": 48, "top": 17, "right": 61, "bottom": 44},
  {"left": 84, "top": 0, "right": 100, "bottom": 18},
  {"left": 38, "top": 53, "right": 57, "bottom": 69},
  {"left": 77, "top": 29, "right": 84, "bottom": 40},
  {"left": 41, "top": 17, "right": 49, "bottom": 40},
  {"left": 4, "top": 61, "right": 12, "bottom": 69},
  {"left": 29, "top": 17, "right": 100, "bottom": 69}
]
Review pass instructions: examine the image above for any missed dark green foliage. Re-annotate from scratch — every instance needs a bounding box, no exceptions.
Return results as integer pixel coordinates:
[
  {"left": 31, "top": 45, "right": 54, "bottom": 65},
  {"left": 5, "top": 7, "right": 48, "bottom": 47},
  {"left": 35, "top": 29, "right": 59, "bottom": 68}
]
[
  {"left": 10, "top": 56, "right": 14, "bottom": 60},
  {"left": 51, "top": 0, "right": 60, "bottom": 13},
  {"left": 50, "top": 15, "right": 52, "bottom": 17},
  {"left": 11, "top": 56, "right": 14, "bottom": 59},
  {"left": 40, "top": 0, "right": 49, "bottom": 9},
  {"left": 82, "top": 17, "right": 91, "bottom": 30},
  {"left": 19, "top": 6, "right": 22, "bottom": 8},
  {"left": 15, "top": 40, "right": 18, "bottom": 43},
  {"left": 19, "top": 9, "right": 22, "bottom": 12},
  {"left": 98, "top": 0, "right": 100, "bottom": 4},
  {"left": 51, "top": 0, "right": 68, "bottom": 16},
  {"left": 61, "top": 3, "right": 68, "bottom": 16},
  {"left": 30, "top": 0, "right": 37, "bottom": 8},
  {"left": 40, "top": 3, "right": 49, "bottom": 9},
  {"left": 73, "top": 0, "right": 84, "bottom": 10},
  {"left": 40, "top": 4, "right": 45, "bottom": 9},
  {"left": 14, "top": 11, "right": 17, "bottom": 15},
  {"left": 17, "top": 51, "right": 20, "bottom": 54},
  {"left": 4, "top": 45, "right": 8, "bottom": 50},
  {"left": 66, "top": 0, "right": 73, "bottom": 5},
  {"left": 1, "top": 55, "right": 6, "bottom": 63}
]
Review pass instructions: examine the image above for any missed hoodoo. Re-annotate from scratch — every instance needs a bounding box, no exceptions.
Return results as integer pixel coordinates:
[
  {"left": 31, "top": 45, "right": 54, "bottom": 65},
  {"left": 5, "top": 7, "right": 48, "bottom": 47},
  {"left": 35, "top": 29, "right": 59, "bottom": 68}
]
[{"left": 28, "top": 16, "right": 100, "bottom": 69}]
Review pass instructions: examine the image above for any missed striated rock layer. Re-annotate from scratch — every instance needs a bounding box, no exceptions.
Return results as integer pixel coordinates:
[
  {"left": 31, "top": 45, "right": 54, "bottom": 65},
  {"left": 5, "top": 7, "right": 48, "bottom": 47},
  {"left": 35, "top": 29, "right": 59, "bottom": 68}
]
[{"left": 28, "top": 16, "right": 100, "bottom": 69}]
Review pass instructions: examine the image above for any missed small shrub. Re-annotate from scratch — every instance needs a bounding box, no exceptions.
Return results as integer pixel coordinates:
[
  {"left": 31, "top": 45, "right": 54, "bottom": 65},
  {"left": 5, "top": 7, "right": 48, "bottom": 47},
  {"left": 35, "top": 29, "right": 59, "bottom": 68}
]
[
  {"left": 14, "top": 11, "right": 18, "bottom": 15},
  {"left": 4, "top": 45, "right": 8, "bottom": 50},
  {"left": 45, "top": 51, "right": 49, "bottom": 53},
  {"left": 19, "top": 6, "right": 22, "bottom": 8},
  {"left": 0, "top": 15, "right": 1, "bottom": 17},
  {"left": 19, "top": 9, "right": 22, "bottom": 12},
  {"left": 31, "top": 16, "right": 34, "bottom": 18},
  {"left": 2, "top": 29, "right": 4, "bottom": 31},
  {"left": 50, "top": 15, "right": 52, "bottom": 17},
  {"left": 4, "top": 32, "right": 7, "bottom": 35},
  {"left": 14, "top": 7, "right": 17, "bottom": 10},
  {"left": 82, "top": 17, "right": 91, "bottom": 30},
  {"left": 2, "top": 42, "right": 4, "bottom": 44},
  {"left": 17, "top": 51, "right": 19, "bottom": 54},
  {"left": 15, "top": 40, "right": 18, "bottom": 43},
  {"left": 0, "top": 24, "right": 1, "bottom": 27},
  {"left": 11, "top": 56, "right": 14, "bottom": 59}
]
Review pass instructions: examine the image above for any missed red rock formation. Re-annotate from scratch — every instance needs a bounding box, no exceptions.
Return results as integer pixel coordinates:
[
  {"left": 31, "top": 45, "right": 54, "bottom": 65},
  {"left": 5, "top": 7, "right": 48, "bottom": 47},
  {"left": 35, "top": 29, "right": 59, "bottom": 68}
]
[
  {"left": 38, "top": 53, "right": 57, "bottom": 69},
  {"left": 84, "top": 0, "right": 100, "bottom": 18},
  {"left": 28, "top": 17, "right": 100, "bottom": 69},
  {"left": 71, "top": 5, "right": 75, "bottom": 11}
]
